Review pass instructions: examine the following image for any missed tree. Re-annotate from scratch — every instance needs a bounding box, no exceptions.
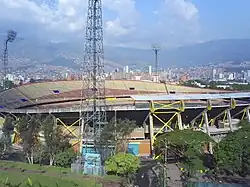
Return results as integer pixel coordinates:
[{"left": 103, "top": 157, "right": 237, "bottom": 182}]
[
  {"left": 105, "top": 153, "right": 140, "bottom": 177},
  {"left": 98, "top": 118, "right": 137, "bottom": 153},
  {"left": 214, "top": 120, "right": 250, "bottom": 177},
  {"left": 154, "top": 130, "right": 214, "bottom": 180},
  {"left": 42, "top": 115, "right": 71, "bottom": 166},
  {"left": 16, "top": 115, "right": 41, "bottom": 164},
  {"left": 0, "top": 115, "right": 14, "bottom": 156},
  {"left": 55, "top": 148, "right": 76, "bottom": 168}
]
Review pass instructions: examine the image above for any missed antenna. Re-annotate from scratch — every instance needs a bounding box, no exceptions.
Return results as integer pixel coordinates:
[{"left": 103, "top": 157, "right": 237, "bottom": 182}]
[
  {"left": 2, "top": 30, "right": 17, "bottom": 91},
  {"left": 152, "top": 44, "right": 160, "bottom": 77}
]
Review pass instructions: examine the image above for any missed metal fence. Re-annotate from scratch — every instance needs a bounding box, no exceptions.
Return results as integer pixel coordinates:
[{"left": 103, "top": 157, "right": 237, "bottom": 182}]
[{"left": 71, "top": 162, "right": 106, "bottom": 176}]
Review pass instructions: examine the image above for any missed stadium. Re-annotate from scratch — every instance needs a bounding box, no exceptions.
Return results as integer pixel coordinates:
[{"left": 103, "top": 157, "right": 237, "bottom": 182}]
[{"left": 0, "top": 80, "right": 250, "bottom": 157}]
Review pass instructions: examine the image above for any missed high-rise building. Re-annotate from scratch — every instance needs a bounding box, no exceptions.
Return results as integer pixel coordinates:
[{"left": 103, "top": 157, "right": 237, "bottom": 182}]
[
  {"left": 247, "top": 70, "right": 250, "bottom": 77},
  {"left": 149, "top": 65, "right": 152, "bottom": 75},
  {"left": 125, "top": 66, "right": 129, "bottom": 73},
  {"left": 212, "top": 68, "right": 216, "bottom": 79}
]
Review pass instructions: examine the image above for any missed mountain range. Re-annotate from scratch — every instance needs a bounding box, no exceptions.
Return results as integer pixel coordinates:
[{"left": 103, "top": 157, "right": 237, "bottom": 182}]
[{"left": 3, "top": 38, "right": 250, "bottom": 70}]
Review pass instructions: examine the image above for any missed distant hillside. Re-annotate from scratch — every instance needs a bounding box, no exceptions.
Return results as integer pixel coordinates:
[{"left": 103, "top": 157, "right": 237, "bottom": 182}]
[
  {"left": 163, "top": 39, "right": 250, "bottom": 67},
  {"left": 3, "top": 38, "right": 250, "bottom": 69}
]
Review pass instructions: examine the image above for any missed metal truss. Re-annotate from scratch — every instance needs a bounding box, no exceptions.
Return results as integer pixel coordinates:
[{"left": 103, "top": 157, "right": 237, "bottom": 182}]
[
  {"left": 80, "top": 0, "right": 106, "bottom": 151},
  {"left": 148, "top": 98, "right": 250, "bottom": 159},
  {"left": 148, "top": 100, "right": 185, "bottom": 158}
]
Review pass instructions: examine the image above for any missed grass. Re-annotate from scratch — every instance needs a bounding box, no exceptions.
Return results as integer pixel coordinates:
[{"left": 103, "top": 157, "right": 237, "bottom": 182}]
[
  {"left": 0, "top": 160, "right": 70, "bottom": 174},
  {"left": 0, "top": 160, "right": 121, "bottom": 187},
  {"left": 0, "top": 171, "right": 100, "bottom": 187}
]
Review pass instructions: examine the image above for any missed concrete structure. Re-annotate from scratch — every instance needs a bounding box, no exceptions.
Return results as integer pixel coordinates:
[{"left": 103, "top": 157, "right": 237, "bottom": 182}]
[{"left": 0, "top": 80, "right": 249, "bottom": 157}]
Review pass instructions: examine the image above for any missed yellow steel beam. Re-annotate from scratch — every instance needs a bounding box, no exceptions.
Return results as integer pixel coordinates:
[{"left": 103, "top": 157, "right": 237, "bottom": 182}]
[
  {"left": 199, "top": 113, "right": 204, "bottom": 128},
  {"left": 180, "top": 100, "right": 185, "bottom": 112},
  {"left": 153, "top": 112, "right": 177, "bottom": 139},
  {"left": 230, "top": 98, "right": 236, "bottom": 109},
  {"left": 153, "top": 101, "right": 181, "bottom": 110},
  {"left": 62, "top": 118, "right": 81, "bottom": 134},
  {"left": 223, "top": 110, "right": 227, "bottom": 122},
  {"left": 154, "top": 111, "right": 178, "bottom": 114},
  {"left": 209, "top": 118, "right": 215, "bottom": 126},
  {"left": 241, "top": 108, "right": 247, "bottom": 120},
  {"left": 12, "top": 129, "right": 21, "bottom": 144},
  {"left": 151, "top": 100, "right": 183, "bottom": 112},
  {"left": 56, "top": 118, "right": 79, "bottom": 138},
  {"left": 154, "top": 153, "right": 162, "bottom": 160},
  {"left": 150, "top": 100, "right": 155, "bottom": 112},
  {"left": 207, "top": 100, "right": 212, "bottom": 111}
]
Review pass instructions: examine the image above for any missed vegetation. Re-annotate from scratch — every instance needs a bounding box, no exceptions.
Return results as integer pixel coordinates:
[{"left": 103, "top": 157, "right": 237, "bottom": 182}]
[
  {"left": 154, "top": 130, "right": 214, "bottom": 180},
  {"left": 0, "top": 115, "right": 129, "bottom": 186},
  {"left": 42, "top": 115, "right": 71, "bottom": 166},
  {"left": 0, "top": 115, "right": 14, "bottom": 156},
  {"left": 182, "top": 79, "right": 250, "bottom": 91},
  {"left": 214, "top": 120, "right": 250, "bottom": 177},
  {"left": 0, "top": 160, "right": 121, "bottom": 187},
  {"left": 105, "top": 153, "right": 140, "bottom": 177},
  {"left": 16, "top": 115, "right": 42, "bottom": 164},
  {"left": 13, "top": 114, "right": 76, "bottom": 167},
  {"left": 55, "top": 148, "right": 76, "bottom": 168},
  {"left": 0, "top": 169, "right": 100, "bottom": 187},
  {"left": 98, "top": 118, "right": 137, "bottom": 153},
  {"left": 230, "top": 83, "right": 250, "bottom": 91},
  {"left": 1, "top": 113, "right": 250, "bottom": 186}
]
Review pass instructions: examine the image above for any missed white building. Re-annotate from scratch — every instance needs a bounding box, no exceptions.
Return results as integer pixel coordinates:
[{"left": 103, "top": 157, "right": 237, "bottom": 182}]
[{"left": 149, "top": 65, "right": 152, "bottom": 75}]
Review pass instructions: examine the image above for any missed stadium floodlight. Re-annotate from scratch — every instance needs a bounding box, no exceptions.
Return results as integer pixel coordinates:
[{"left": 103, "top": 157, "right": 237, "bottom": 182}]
[
  {"left": 2, "top": 30, "right": 17, "bottom": 92},
  {"left": 7, "top": 30, "right": 17, "bottom": 42},
  {"left": 152, "top": 43, "right": 161, "bottom": 76}
]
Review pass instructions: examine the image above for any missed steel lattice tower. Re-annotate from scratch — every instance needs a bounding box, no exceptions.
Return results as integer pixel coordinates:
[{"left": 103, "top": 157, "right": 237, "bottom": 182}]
[
  {"left": 2, "top": 30, "right": 16, "bottom": 91},
  {"left": 80, "top": 0, "right": 106, "bottom": 147}
]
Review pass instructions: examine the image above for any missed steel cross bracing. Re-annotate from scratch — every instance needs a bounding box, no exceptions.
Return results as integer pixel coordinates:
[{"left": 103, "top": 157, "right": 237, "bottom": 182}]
[{"left": 80, "top": 0, "right": 106, "bottom": 146}]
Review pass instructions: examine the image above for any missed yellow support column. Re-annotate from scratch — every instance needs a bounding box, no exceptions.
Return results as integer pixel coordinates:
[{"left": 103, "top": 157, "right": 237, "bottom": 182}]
[
  {"left": 177, "top": 113, "right": 183, "bottom": 130},
  {"left": 226, "top": 109, "right": 233, "bottom": 132},
  {"left": 203, "top": 111, "right": 210, "bottom": 136},
  {"left": 246, "top": 107, "right": 250, "bottom": 122},
  {"left": 149, "top": 113, "right": 154, "bottom": 157}
]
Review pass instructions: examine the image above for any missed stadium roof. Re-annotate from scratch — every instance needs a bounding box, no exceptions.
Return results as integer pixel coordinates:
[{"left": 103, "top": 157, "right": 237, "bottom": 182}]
[
  {"left": 130, "top": 92, "right": 250, "bottom": 101},
  {"left": 0, "top": 80, "right": 229, "bottom": 110},
  {"left": 131, "top": 92, "right": 250, "bottom": 101}
]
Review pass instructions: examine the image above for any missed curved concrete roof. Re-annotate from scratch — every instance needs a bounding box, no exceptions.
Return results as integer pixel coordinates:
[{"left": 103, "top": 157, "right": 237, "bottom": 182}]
[{"left": 0, "top": 80, "right": 226, "bottom": 110}]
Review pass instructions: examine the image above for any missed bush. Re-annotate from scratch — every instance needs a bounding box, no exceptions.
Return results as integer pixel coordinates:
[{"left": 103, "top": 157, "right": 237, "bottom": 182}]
[
  {"left": 55, "top": 148, "right": 76, "bottom": 168},
  {"left": 105, "top": 153, "right": 140, "bottom": 176}
]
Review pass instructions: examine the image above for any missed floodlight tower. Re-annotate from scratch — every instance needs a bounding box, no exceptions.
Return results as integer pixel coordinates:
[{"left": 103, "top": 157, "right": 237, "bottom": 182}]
[
  {"left": 152, "top": 44, "right": 160, "bottom": 76},
  {"left": 80, "top": 0, "right": 106, "bottom": 149},
  {"left": 2, "top": 30, "right": 16, "bottom": 91}
]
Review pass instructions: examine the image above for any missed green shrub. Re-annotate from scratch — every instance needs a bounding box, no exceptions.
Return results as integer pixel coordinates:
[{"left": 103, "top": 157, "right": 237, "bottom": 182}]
[
  {"left": 55, "top": 148, "right": 76, "bottom": 168},
  {"left": 105, "top": 153, "right": 140, "bottom": 176}
]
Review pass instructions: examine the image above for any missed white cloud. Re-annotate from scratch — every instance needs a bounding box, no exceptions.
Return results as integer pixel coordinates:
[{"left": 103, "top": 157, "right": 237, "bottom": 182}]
[
  {"left": 0, "top": 0, "right": 200, "bottom": 48},
  {"left": 0, "top": 0, "right": 84, "bottom": 34},
  {"left": 158, "top": 0, "right": 200, "bottom": 47}
]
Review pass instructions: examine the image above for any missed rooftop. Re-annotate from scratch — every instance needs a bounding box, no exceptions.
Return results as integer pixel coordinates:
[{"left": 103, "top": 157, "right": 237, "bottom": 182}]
[{"left": 0, "top": 80, "right": 231, "bottom": 110}]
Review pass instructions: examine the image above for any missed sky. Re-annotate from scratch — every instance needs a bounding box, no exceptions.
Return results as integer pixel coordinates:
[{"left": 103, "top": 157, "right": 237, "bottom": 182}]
[{"left": 0, "top": 0, "right": 250, "bottom": 49}]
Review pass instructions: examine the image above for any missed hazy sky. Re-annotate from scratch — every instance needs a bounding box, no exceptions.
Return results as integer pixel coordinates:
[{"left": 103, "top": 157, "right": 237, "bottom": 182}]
[{"left": 0, "top": 0, "right": 250, "bottom": 48}]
